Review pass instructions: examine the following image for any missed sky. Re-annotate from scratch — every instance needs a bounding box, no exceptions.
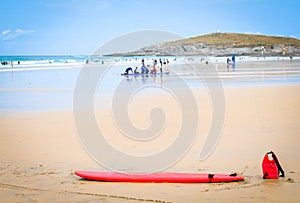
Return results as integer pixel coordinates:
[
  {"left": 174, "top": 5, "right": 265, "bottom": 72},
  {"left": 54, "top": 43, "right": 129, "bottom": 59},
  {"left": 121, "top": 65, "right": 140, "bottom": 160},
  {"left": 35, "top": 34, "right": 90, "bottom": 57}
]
[{"left": 0, "top": 0, "right": 299, "bottom": 55}]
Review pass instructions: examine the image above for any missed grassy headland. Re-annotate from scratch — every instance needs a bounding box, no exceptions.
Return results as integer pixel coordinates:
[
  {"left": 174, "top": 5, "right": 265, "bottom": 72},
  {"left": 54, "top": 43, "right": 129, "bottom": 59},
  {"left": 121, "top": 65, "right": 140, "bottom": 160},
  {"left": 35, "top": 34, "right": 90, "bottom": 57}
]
[{"left": 108, "top": 32, "right": 300, "bottom": 56}]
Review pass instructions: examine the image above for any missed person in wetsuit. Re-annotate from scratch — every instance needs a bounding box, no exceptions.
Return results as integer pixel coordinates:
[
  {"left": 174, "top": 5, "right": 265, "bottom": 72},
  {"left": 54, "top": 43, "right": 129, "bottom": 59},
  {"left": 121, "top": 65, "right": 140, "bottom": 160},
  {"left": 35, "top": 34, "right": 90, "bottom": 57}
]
[{"left": 124, "top": 67, "right": 133, "bottom": 75}]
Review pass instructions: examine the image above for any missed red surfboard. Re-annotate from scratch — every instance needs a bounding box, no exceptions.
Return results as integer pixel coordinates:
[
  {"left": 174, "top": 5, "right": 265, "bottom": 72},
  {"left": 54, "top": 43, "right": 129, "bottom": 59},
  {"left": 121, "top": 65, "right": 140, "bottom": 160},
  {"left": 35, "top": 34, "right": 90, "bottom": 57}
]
[{"left": 75, "top": 171, "right": 244, "bottom": 183}]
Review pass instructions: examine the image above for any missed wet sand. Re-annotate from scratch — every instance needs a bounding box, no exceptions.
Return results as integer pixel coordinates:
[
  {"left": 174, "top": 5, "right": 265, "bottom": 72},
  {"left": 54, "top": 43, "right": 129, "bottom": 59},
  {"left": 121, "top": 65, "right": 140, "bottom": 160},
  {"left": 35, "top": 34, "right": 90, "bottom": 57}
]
[
  {"left": 1, "top": 83, "right": 300, "bottom": 202},
  {"left": 1, "top": 59, "right": 300, "bottom": 202}
]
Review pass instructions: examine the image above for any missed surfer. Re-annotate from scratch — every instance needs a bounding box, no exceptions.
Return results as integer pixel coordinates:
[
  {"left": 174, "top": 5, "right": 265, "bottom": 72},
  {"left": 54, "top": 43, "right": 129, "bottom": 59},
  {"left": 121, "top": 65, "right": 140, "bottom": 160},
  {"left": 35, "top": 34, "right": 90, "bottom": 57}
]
[
  {"left": 141, "top": 65, "right": 149, "bottom": 74},
  {"left": 232, "top": 54, "right": 236, "bottom": 64},
  {"left": 124, "top": 67, "right": 133, "bottom": 75},
  {"left": 134, "top": 67, "right": 139, "bottom": 74},
  {"left": 227, "top": 58, "right": 231, "bottom": 64},
  {"left": 141, "top": 58, "right": 145, "bottom": 66},
  {"left": 163, "top": 61, "right": 168, "bottom": 72},
  {"left": 226, "top": 58, "right": 231, "bottom": 71},
  {"left": 153, "top": 59, "right": 158, "bottom": 67},
  {"left": 151, "top": 65, "right": 157, "bottom": 74}
]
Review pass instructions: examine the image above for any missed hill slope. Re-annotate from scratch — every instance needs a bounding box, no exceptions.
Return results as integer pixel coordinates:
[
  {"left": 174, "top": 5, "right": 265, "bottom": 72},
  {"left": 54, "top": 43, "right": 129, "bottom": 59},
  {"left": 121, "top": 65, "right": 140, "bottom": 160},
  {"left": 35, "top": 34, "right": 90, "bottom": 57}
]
[
  {"left": 116, "top": 32, "right": 300, "bottom": 56},
  {"left": 167, "top": 32, "right": 300, "bottom": 48}
]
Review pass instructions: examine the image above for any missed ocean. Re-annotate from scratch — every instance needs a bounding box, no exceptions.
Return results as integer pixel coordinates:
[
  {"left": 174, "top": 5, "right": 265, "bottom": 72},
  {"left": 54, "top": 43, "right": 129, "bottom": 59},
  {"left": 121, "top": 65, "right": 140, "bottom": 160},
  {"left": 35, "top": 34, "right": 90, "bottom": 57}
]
[{"left": 0, "top": 55, "right": 87, "bottom": 64}]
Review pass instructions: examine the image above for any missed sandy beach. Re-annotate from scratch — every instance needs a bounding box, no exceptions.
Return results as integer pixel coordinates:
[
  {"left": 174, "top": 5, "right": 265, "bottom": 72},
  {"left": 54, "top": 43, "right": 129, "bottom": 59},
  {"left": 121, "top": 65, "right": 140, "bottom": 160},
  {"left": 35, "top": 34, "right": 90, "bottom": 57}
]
[{"left": 1, "top": 59, "right": 300, "bottom": 202}]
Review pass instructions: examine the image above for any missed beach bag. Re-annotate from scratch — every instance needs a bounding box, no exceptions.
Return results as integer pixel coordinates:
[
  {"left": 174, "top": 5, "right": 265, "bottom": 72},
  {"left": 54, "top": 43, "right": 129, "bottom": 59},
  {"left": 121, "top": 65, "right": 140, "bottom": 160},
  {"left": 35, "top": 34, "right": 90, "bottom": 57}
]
[{"left": 262, "top": 151, "right": 285, "bottom": 179}]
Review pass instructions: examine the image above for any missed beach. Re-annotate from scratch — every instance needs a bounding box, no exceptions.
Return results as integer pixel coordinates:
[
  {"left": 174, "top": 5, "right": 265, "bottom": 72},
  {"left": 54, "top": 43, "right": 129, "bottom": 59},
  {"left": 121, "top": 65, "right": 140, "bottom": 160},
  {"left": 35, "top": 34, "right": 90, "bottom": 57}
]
[{"left": 1, "top": 57, "right": 300, "bottom": 202}]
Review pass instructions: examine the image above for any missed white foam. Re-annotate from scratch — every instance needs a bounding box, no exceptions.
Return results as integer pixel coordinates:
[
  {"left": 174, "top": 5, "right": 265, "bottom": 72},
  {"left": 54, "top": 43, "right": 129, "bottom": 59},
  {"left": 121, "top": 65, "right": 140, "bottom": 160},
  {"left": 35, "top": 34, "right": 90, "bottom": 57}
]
[{"left": 0, "top": 63, "right": 83, "bottom": 72}]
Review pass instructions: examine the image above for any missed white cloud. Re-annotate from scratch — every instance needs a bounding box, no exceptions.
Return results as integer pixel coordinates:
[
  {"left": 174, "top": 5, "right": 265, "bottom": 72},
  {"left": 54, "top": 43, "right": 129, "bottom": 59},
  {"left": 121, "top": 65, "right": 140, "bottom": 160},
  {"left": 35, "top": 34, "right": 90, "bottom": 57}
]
[
  {"left": 2, "top": 30, "right": 11, "bottom": 36},
  {"left": 1, "top": 29, "right": 34, "bottom": 41}
]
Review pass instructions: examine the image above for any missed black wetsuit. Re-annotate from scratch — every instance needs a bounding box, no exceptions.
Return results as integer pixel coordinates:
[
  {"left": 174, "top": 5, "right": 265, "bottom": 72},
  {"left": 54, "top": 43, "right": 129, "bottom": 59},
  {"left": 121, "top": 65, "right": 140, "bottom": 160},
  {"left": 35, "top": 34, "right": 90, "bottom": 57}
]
[{"left": 125, "top": 67, "right": 133, "bottom": 74}]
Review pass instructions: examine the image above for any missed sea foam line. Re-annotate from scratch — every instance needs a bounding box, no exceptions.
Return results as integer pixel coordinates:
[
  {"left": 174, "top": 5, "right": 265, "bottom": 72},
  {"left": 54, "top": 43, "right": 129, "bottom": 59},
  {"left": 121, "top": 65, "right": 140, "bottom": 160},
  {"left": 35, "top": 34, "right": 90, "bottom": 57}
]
[{"left": 0, "top": 65, "right": 82, "bottom": 72}]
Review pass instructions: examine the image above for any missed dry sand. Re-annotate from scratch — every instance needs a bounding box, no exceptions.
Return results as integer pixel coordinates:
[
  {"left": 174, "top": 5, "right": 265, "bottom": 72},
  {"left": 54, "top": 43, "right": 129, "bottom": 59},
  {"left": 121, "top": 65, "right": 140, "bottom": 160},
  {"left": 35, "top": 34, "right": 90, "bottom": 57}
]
[{"left": 1, "top": 82, "right": 300, "bottom": 202}]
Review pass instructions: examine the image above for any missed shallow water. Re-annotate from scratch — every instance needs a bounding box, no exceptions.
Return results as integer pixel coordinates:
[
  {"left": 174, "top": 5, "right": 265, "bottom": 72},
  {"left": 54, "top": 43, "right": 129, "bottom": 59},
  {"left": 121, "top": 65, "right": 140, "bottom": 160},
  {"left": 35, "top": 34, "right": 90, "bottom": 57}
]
[{"left": 0, "top": 60, "right": 300, "bottom": 113}]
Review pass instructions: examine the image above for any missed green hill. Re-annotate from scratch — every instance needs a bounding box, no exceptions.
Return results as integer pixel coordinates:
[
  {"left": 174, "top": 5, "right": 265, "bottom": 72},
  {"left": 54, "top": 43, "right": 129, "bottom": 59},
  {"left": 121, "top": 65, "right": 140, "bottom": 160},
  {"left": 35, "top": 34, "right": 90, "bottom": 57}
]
[
  {"left": 110, "top": 32, "right": 300, "bottom": 56},
  {"left": 166, "top": 32, "right": 300, "bottom": 48}
]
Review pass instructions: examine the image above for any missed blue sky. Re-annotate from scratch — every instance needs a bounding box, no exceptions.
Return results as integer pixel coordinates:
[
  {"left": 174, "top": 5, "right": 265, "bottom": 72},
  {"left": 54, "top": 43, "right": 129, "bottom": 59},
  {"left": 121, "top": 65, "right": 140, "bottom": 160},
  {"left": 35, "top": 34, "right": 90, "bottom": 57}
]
[{"left": 0, "top": 0, "right": 299, "bottom": 55}]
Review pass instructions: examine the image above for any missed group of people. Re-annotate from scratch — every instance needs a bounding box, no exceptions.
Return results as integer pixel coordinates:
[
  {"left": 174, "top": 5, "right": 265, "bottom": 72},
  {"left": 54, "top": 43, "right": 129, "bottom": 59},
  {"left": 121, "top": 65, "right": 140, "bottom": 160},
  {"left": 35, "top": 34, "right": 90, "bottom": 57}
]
[
  {"left": 1, "top": 61, "right": 9, "bottom": 65},
  {"left": 226, "top": 54, "right": 236, "bottom": 65},
  {"left": 1, "top": 61, "right": 20, "bottom": 68},
  {"left": 123, "top": 58, "right": 169, "bottom": 75}
]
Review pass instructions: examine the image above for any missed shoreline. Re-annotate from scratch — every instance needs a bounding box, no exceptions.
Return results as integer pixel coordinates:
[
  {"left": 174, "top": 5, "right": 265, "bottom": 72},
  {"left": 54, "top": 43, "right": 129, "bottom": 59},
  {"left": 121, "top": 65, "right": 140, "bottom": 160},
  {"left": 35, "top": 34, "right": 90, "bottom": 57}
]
[{"left": 1, "top": 59, "right": 300, "bottom": 113}]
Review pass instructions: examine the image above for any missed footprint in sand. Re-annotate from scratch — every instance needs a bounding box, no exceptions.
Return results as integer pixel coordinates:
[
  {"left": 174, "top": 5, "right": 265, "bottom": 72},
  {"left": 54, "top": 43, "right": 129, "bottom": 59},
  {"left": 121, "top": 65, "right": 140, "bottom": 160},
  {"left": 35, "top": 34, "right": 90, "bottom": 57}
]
[{"left": 287, "top": 178, "right": 295, "bottom": 183}]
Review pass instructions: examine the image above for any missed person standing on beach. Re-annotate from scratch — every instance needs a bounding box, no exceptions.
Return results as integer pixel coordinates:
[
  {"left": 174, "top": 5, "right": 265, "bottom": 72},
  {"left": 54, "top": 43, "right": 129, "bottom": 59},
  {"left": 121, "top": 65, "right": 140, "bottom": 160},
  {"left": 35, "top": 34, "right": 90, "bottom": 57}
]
[
  {"left": 283, "top": 45, "right": 287, "bottom": 56},
  {"left": 231, "top": 54, "right": 236, "bottom": 64},
  {"left": 261, "top": 46, "right": 265, "bottom": 57},
  {"left": 163, "top": 61, "right": 168, "bottom": 71},
  {"left": 154, "top": 59, "right": 158, "bottom": 67},
  {"left": 159, "top": 58, "right": 163, "bottom": 73},
  {"left": 141, "top": 58, "right": 145, "bottom": 66},
  {"left": 166, "top": 59, "right": 169, "bottom": 69},
  {"left": 151, "top": 65, "right": 157, "bottom": 74},
  {"left": 141, "top": 65, "right": 149, "bottom": 74}
]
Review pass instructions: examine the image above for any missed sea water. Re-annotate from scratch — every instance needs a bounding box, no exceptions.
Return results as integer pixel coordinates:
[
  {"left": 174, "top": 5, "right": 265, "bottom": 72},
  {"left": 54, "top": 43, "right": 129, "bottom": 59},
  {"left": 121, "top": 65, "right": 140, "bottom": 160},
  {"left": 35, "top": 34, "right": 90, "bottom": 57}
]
[
  {"left": 1, "top": 56, "right": 300, "bottom": 114},
  {"left": 0, "top": 55, "right": 87, "bottom": 67}
]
